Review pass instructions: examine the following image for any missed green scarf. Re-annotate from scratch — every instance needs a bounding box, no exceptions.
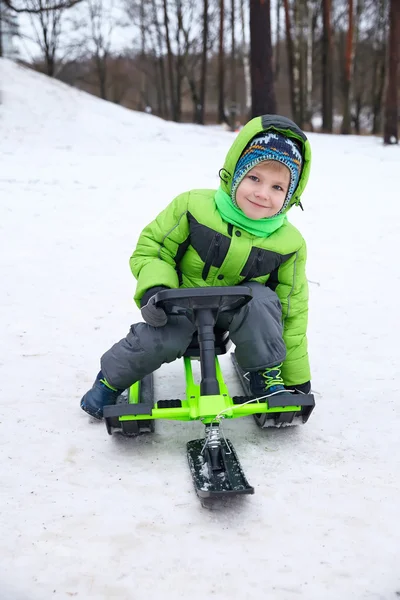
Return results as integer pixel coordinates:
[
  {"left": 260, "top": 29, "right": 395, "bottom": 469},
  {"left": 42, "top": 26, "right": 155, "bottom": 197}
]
[{"left": 214, "top": 187, "right": 286, "bottom": 238}]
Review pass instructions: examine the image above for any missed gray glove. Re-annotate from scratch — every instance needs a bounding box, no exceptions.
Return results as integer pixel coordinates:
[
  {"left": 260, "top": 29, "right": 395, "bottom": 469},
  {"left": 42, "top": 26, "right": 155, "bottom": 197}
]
[{"left": 140, "top": 286, "right": 169, "bottom": 328}]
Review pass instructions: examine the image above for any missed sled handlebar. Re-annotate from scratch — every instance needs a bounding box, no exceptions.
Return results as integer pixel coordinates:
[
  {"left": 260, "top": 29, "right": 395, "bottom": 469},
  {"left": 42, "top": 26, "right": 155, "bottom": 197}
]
[{"left": 153, "top": 286, "right": 253, "bottom": 314}]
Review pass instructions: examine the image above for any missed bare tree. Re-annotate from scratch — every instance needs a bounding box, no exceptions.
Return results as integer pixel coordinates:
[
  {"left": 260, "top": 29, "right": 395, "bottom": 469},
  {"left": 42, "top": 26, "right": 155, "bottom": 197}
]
[
  {"left": 283, "top": 0, "right": 297, "bottom": 121},
  {"left": 371, "top": 0, "right": 388, "bottom": 134},
  {"left": 383, "top": 0, "right": 399, "bottom": 144},
  {"left": 86, "top": 0, "right": 114, "bottom": 100},
  {"left": 123, "top": 0, "right": 167, "bottom": 115},
  {"left": 321, "top": 0, "right": 333, "bottom": 131},
  {"left": 163, "top": 0, "right": 178, "bottom": 120},
  {"left": 198, "top": 0, "right": 208, "bottom": 124},
  {"left": 151, "top": 0, "right": 167, "bottom": 118},
  {"left": 250, "top": 0, "right": 276, "bottom": 117},
  {"left": 350, "top": 0, "right": 364, "bottom": 133},
  {"left": 27, "top": 0, "right": 66, "bottom": 76},
  {"left": 0, "top": 0, "right": 19, "bottom": 57},
  {"left": 229, "top": 0, "right": 236, "bottom": 128},
  {"left": 341, "top": 0, "right": 354, "bottom": 134},
  {"left": 239, "top": 0, "right": 251, "bottom": 119},
  {"left": 184, "top": 0, "right": 219, "bottom": 123},
  {"left": 3, "top": 0, "right": 82, "bottom": 12},
  {"left": 274, "top": 0, "right": 281, "bottom": 80},
  {"left": 217, "top": 0, "right": 226, "bottom": 123},
  {"left": 304, "top": 0, "right": 317, "bottom": 129},
  {"left": 293, "top": 1, "right": 303, "bottom": 124}
]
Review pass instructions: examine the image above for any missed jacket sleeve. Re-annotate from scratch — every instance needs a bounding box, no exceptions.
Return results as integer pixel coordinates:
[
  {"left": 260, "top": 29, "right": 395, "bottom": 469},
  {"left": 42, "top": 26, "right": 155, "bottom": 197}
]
[
  {"left": 275, "top": 240, "right": 311, "bottom": 386},
  {"left": 130, "top": 192, "right": 190, "bottom": 307}
]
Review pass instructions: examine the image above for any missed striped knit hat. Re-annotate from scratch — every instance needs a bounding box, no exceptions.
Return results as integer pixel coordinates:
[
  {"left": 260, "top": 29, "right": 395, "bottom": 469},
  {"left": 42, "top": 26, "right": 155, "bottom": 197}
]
[{"left": 231, "top": 131, "right": 303, "bottom": 214}]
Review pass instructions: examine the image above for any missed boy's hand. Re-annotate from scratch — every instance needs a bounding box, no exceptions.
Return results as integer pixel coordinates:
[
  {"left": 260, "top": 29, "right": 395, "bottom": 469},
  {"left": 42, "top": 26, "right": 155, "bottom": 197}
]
[{"left": 140, "top": 286, "right": 169, "bottom": 328}]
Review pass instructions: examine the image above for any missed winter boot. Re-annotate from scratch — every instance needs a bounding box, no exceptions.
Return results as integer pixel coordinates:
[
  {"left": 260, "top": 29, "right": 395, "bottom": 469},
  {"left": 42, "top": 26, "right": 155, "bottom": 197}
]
[
  {"left": 80, "top": 371, "right": 123, "bottom": 420},
  {"left": 249, "top": 363, "right": 287, "bottom": 398}
]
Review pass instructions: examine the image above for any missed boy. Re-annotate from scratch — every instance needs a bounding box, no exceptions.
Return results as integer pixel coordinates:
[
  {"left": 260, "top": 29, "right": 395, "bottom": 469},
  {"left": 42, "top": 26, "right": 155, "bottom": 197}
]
[{"left": 80, "top": 114, "right": 312, "bottom": 420}]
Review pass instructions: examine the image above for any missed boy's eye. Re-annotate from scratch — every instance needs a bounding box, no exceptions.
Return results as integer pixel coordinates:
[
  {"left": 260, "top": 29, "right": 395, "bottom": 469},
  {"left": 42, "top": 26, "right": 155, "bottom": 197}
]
[
  {"left": 248, "top": 175, "right": 259, "bottom": 182},
  {"left": 273, "top": 185, "right": 284, "bottom": 191}
]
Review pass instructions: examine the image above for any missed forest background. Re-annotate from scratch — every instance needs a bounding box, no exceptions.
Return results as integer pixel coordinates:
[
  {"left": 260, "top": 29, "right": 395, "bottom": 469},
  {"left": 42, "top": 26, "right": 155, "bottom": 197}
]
[{"left": 1, "top": 0, "right": 399, "bottom": 143}]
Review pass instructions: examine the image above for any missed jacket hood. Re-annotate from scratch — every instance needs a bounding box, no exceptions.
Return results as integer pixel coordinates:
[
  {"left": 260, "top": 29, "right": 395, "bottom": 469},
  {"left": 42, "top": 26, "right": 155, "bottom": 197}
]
[{"left": 219, "top": 114, "right": 312, "bottom": 212}]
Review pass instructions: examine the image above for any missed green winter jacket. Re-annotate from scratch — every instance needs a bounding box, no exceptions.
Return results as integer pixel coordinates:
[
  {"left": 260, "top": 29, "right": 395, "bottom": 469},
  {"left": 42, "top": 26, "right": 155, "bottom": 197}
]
[{"left": 130, "top": 115, "right": 312, "bottom": 386}]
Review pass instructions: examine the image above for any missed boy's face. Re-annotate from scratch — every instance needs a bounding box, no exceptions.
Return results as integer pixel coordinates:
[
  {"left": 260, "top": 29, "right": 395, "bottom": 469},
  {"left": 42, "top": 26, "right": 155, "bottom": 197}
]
[{"left": 235, "top": 161, "right": 290, "bottom": 219}]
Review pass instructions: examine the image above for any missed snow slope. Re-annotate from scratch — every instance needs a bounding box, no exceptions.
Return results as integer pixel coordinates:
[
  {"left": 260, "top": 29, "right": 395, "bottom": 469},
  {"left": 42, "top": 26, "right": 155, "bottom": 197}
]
[{"left": 1, "top": 58, "right": 400, "bottom": 600}]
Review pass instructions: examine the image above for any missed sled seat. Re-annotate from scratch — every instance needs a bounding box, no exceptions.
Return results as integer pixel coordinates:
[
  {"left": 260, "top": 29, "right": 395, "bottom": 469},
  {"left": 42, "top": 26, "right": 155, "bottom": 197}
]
[{"left": 184, "top": 328, "right": 231, "bottom": 358}]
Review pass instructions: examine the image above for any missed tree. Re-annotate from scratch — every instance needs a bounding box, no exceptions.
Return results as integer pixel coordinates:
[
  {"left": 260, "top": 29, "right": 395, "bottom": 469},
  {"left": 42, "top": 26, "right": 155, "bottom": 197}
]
[
  {"left": 341, "top": 0, "right": 354, "bottom": 134},
  {"left": 27, "top": 0, "right": 66, "bottom": 76},
  {"left": 229, "top": 0, "right": 236, "bottom": 128},
  {"left": 198, "top": 0, "right": 208, "bottom": 124},
  {"left": 370, "top": 0, "right": 388, "bottom": 135},
  {"left": 321, "top": 0, "right": 333, "bottom": 132},
  {"left": 0, "top": 0, "right": 19, "bottom": 57},
  {"left": 163, "top": 0, "right": 178, "bottom": 120},
  {"left": 383, "top": 0, "right": 399, "bottom": 144},
  {"left": 86, "top": 0, "right": 114, "bottom": 100},
  {"left": 249, "top": 0, "right": 276, "bottom": 117},
  {"left": 239, "top": 0, "right": 251, "bottom": 119},
  {"left": 150, "top": 0, "right": 167, "bottom": 118},
  {"left": 217, "top": 0, "right": 226, "bottom": 123},
  {"left": 283, "top": 0, "right": 297, "bottom": 121},
  {"left": 3, "top": 0, "right": 81, "bottom": 12}
]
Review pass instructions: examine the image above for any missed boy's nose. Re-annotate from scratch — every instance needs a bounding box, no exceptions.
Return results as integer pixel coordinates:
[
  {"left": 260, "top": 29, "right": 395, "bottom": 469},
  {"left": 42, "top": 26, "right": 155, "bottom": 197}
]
[{"left": 255, "top": 186, "right": 270, "bottom": 201}]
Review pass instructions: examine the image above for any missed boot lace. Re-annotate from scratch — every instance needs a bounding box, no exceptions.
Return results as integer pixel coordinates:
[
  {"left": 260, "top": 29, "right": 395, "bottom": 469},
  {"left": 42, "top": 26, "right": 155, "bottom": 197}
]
[{"left": 261, "top": 363, "right": 284, "bottom": 390}]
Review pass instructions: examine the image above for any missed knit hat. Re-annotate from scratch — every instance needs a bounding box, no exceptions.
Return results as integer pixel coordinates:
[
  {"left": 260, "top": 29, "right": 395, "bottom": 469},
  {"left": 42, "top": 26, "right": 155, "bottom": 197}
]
[{"left": 231, "top": 131, "right": 303, "bottom": 214}]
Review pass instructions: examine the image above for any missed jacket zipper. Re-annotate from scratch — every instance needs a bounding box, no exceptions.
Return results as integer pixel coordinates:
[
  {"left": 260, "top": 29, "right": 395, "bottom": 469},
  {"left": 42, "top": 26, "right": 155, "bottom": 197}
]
[
  {"left": 242, "top": 248, "right": 263, "bottom": 282},
  {"left": 202, "top": 233, "right": 221, "bottom": 280}
]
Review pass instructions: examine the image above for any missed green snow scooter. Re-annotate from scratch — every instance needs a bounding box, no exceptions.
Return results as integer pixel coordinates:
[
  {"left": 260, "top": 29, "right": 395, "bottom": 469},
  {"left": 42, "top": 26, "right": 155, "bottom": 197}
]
[{"left": 103, "top": 287, "right": 315, "bottom": 499}]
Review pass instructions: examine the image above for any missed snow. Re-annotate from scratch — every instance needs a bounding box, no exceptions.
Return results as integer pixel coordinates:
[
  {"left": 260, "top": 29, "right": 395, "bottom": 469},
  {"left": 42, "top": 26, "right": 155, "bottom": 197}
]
[{"left": 1, "top": 58, "right": 400, "bottom": 599}]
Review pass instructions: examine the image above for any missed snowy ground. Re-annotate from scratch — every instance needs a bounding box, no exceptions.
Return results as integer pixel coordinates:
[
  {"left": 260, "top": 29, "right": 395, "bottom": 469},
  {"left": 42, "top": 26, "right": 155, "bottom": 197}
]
[{"left": 1, "top": 59, "right": 400, "bottom": 600}]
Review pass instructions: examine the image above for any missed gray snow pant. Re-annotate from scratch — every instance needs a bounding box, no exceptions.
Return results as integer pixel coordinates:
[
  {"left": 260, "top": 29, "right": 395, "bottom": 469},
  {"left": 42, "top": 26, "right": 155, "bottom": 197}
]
[{"left": 101, "top": 282, "right": 286, "bottom": 390}]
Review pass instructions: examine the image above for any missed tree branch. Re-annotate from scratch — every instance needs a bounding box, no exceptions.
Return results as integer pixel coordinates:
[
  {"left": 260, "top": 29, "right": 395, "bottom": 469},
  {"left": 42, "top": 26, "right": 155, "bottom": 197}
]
[{"left": 3, "top": 0, "right": 83, "bottom": 14}]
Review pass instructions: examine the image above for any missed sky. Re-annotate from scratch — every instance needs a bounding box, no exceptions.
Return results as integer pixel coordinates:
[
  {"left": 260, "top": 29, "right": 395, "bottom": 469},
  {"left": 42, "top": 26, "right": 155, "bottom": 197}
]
[{"left": 1, "top": 57, "right": 400, "bottom": 600}]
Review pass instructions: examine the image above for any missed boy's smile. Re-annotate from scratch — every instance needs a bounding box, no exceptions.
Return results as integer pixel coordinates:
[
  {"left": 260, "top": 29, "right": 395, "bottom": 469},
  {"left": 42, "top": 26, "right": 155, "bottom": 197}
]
[{"left": 235, "top": 161, "right": 291, "bottom": 219}]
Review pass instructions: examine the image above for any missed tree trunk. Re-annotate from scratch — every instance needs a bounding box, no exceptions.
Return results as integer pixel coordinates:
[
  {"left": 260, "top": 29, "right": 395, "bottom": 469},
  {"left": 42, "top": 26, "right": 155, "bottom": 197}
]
[
  {"left": 217, "top": 0, "right": 226, "bottom": 123},
  {"left": 383, "top": 0, "right": 399, "bottom": 144},
  {"left": 152, "top": 0, "right": 167, "bottom": 118},
  {"left": 175, "top": 0, "right": 183, "bottom": 122},
  {"left": 283, "top": 0, "right": 297, "bottom": 121},
  {"left": 295, "top": 0, "right": 304, "bottom": 127},
  {"left": 139, "top": 0, "right": 146, "bottom": 110},
  {"left": 229, "top": 0, "right": 236, "bottom": 129},
  {"left": 305, "top": 0, "right": 314, "bottom": 129},
  {"left": 199, "top": 0, "right": 208, "bottom": 124},
  {"left": 352, "top": 95, "right": 362, "bottom": 134},
  {"left": 322, "top": 0, "right": 333, "bottom": 132},
  {"left": 341, "top": 0, "right": 354, "bottom": 134},
  {"left": 250, "top": 0, "right": 276, "bottom": 117},
  {"left": 187, "top": 75, "right": 202, "bottom": 123},
  {"left": 163, "top": 0, "right": 177, "bottom": 121},
  {"left": 274, "top": 0, "right": 281, "bottom": 81},
  {"left": 44, "top": 36, "right": 56, "bottom": 77},
  {"left": 372, "top": 48, "right": 386, "bottom": 135},
  {"left": 371, "top": 0, "right": 387, "bottom": 135},
  {"left": 95, "top": 53, "right": 107, "bottom": 99},
  {"left": 240, "top": 0, "right": 251, "bottom": 118},
  {"left": 0, "top": 1, "right": 3, "bottom": 58}
]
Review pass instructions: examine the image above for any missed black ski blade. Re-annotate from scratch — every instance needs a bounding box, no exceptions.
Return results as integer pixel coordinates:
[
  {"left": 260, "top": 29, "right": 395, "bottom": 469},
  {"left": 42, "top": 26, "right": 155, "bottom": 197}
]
[{"left": 187, "top": 438, "right": 254, "bottom": 498}]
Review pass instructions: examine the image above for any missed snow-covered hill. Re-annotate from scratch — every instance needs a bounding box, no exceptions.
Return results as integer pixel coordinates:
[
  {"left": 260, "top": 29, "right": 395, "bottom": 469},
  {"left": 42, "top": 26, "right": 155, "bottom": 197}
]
[{"left": 1, "top": 58, "right": 400, "bottom": 600}]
